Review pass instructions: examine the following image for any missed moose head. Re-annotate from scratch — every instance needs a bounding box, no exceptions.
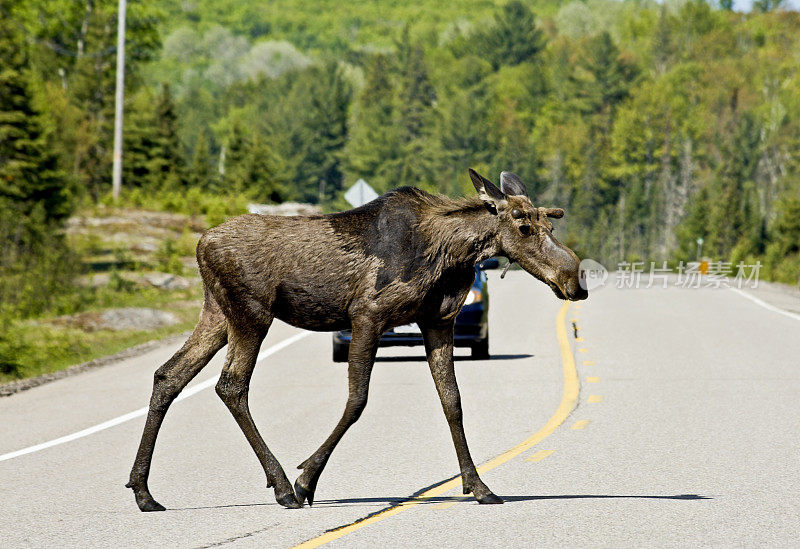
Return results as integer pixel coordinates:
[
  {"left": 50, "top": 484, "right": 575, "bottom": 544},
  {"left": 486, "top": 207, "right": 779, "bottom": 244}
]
[{"left": 469, "top": 168, "right": 588, "bottom": 301}]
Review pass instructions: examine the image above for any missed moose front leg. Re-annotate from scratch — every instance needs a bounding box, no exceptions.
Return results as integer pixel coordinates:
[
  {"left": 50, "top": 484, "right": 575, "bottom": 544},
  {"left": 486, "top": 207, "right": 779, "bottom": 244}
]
[
  {"left": 295, "top": 319, "right": 381, "bottom": 506},
  {"left": 421, "top": 323, "right": 503, "bottom": 504}
]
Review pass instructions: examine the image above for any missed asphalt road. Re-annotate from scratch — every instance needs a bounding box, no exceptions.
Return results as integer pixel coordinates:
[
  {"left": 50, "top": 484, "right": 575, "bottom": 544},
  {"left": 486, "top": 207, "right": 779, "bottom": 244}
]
[{"left": 1, "top": 271, "right": 798, "bottom": 548}]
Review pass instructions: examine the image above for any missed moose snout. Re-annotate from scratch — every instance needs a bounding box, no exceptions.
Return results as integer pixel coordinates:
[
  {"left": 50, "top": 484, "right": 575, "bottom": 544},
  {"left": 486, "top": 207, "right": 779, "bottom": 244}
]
[
  {"left": 556, "top": 252, "right": 588, "bottom": 301},
  {"left": 563, "top": 268, "right": 589, "bottom": 301}
]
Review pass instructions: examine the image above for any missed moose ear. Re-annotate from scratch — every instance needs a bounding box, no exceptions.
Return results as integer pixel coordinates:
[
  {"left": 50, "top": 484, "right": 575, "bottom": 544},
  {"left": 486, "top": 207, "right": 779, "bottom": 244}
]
[
  {"left": 540, "top": 207, "right": 565, "bottom": 219},
  {"left": 499, "top": 171, "right": 529, "bottom": 197},
  {"left": 469, "top": 168, "right": 506, "bottom": 214}
]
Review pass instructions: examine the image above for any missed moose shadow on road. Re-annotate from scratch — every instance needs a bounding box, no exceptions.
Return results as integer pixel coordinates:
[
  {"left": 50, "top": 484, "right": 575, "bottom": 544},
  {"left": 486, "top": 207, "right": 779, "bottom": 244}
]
[
  {"left": 308, "top": 493, "right": 712, "bottom": 508},
  {"left": 170, "top": 493, "right": 711, "bottom": 512},
  {"left": 375, "top": 353, "right": 533, "bottom": 363}
]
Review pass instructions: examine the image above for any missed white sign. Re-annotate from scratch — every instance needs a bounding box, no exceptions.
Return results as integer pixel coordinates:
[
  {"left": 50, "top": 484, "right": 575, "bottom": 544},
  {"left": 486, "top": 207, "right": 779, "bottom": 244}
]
[{"left": 344, "top": 179, "right": 379, "bottom": 208}]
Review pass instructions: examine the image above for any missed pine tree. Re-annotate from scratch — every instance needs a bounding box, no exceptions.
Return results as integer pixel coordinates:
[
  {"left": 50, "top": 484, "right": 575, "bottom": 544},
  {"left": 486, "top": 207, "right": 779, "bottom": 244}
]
[
  {"left": 392, "top": 38, "right": 443, "bottom": 190},
  {"left": 707, "top": 115, "right": 760, "bottom": 258},
  {"left": 288, "top": 62, "right": 352, "bottom": 203},
  {"left": 243, "top": 135, "right": 286, "bottom": 203},
  {"left": 436, "top": 84, "right": 491, "bottom": 195},
  {"left": 122, "top": 89, "right": 158, "bottom": 188},
  {"left": 753, "top": 0, "right": 786, "bottom": 12},
  {"left": 396, "top": 32, "right": 436, "bottom": 145},
  {"left": 343, "top": 55, "right": 401, "bottom": 193},
  {"left": 489, "top": 97, "right": 536, "bottom": 193},
  {"left": 66, "top": 1, "right": 122, "bottom": 199},
  {"left": 122, "top": 84, "right": 186, "bottom": 191},
  {"left": 0, "top": 2, "right": 74, "bottom": 321},
  {"left": 0, "top": 4, "right": 69, "bottom": 221},
  {"left": 188, "top": 129, "right": 216, "bottom": 191},
  {"left": 572, "top": 32, "right": 637, "bottom": 125},
  {"left": 222, "top": 121, "right": 248, "bottom": 194},
  {"left": 652, "top": 6, "right": 675, "bottom": 75},
  {"left": 222, "top": 122, "right": 285, "bottom": 201},
  {"left": 148, "top": 83, "right": 185, "bottom": 189},
  {"left": 676, "top": 185, "right": 711, "bottom": 259},
  {"left": 473, "top": 1, "right": 546, "bottom": 70},
  {"left": 773, "top": 196, "right": 800, "bottom": 255},
  {"left": 18, "top": 0, "right": 160, "bottom": 200}
]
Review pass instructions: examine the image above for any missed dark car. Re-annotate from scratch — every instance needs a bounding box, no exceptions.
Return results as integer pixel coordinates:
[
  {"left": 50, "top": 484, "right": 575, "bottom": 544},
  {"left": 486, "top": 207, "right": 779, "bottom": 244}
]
[{"left": 332, "top": 260, "right": 498, "bottom": 362}]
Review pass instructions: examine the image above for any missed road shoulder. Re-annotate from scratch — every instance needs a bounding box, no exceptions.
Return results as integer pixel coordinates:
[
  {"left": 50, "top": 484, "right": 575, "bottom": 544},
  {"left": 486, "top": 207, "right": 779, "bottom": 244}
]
[
  {"left": 737, "top": 279, "right": 800, "bottom": 316},
  {"left": 0, "top": 331, "right": 191, "bottom": 398}
]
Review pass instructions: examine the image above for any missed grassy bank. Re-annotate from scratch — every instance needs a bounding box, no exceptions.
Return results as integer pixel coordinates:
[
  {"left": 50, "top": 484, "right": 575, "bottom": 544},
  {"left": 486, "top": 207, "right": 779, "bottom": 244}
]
[
  {"left": 0, "top": 199, "right": 219, "bottom": 385},
  {"left": 0, "top": 307, "right": 200, "bottom": 385}
]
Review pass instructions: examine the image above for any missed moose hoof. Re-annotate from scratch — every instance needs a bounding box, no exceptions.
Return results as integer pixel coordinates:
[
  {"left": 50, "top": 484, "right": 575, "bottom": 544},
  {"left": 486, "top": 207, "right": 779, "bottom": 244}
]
[
  {"left": 463, "top": 480, "right": 504, "bottom": 504},
  {"left": 276, "top": 490, "right": 302, "bottom": 509},
  {"left": 294, "top": 480, "right": 315, "bottom": 507},
  {"left": 138, "top": 498, "right": 167, "bottom": 512},
  {"left": 475, "top": 492, "right": 504, "bottom": 504},
  {"left": 133, "top": 492, "right": 166, "bottom": 512},
  {"left": 127, "top": 481, "right": 167, "bottom": 512}
]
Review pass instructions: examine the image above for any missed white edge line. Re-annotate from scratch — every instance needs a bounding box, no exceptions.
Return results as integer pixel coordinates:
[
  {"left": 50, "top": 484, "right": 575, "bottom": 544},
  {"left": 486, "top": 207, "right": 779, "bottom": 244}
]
[
  {"left": 0, "top": 331, "right": 311, "bottom": 463},
  {"left": 730, "top": 288, "right": 800, "bottom": 322}
]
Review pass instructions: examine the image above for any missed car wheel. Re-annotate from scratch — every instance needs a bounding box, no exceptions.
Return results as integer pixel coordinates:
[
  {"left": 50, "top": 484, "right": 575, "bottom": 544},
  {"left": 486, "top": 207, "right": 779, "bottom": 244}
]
[
  {"left": 471, "top": 338, "right": 489, "bottom": 360},
  {"left": 332, "top": 340, "right": 349, "bottom": 363}
]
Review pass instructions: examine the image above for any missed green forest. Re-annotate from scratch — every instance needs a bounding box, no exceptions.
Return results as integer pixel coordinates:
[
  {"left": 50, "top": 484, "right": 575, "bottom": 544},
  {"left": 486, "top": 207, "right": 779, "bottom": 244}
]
[{"left": 3, "top": 0, "right": 800, "bottom": 335}]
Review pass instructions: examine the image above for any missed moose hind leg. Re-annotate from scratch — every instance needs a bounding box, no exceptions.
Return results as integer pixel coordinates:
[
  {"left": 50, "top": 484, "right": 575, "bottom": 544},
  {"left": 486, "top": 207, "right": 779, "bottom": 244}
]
[
  {"left": 216, "top": 323, "right": 300, "bottom": 509},
  {"left": 295, "top": 320, "right": 380, "bottom": 506},
  {"left": 421, "top": 323, "right": 503, "bottom": 504},
  {"left": 127, "top": 303, "right": 227, "bottom": 512}
]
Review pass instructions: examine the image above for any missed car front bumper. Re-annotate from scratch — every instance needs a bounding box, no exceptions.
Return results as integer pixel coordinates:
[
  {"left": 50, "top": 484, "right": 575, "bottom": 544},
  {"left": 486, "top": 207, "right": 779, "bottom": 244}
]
[{"left": 333, "top": 305, "right": 487, "bottom": 349}]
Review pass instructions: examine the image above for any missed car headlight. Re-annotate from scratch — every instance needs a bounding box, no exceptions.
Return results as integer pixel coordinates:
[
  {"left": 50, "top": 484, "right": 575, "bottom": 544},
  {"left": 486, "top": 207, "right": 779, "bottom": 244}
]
[{"left": 464, "top": 288, "right": 482, "bottom": 305}]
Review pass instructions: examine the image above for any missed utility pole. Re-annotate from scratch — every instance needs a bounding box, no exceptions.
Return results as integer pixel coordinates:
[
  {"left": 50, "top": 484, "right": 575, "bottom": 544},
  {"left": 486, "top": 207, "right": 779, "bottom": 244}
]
[{"left": 111, "top": 0, "right": 127, "bottom": 201}]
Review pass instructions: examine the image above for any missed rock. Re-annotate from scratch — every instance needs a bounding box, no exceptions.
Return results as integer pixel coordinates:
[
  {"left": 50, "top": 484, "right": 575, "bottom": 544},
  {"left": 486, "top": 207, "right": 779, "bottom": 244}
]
[
  {"left": 97, "top": 308, "right": 180, "bottom": 331},
  {"left": 131, "top": 242, "right": 158, "bottom": 253},
  {"left": 143, "top": 272, "right": 192, "bottom": 290},
  {"left": 76, "top": 271, "right": 197, "bottom": 290},
  {"left": 46, "top": 308, "right": 180, "bottom": 332},
  {"left": 247, "top": 202, "right": 321, "bottom": 216},
  {"left": 180, "top": 256, "right": 199, "bottom": 270},
  {"left": 76, "top": 273, "right": 111, "bottom": 288}
]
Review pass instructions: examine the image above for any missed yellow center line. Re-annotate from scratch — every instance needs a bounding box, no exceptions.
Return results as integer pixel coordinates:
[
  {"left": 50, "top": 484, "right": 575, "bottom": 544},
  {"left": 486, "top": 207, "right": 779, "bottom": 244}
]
[
  {"left": 575, "top": 337, "right": 584, "bottom": 342},
  {"left": 524, "top": 449, "right": 555, "bottom": 463},
  {"left": 578, "top": 348, "right": 588, "bottom": 353},
  {"left": 587, "top": 395, "right": 603, "bottom": 403},
  {"left": 583, "top": 360, "right": 594, "bottom": 366},
  {"left": 291, "top": 301, "right": 579, "bottom": 549},
  {"left": 432, "top": 496, "right": 471, "bottom": 510},
  {"left": 571, "top": 420, "right": 590, "bottom": 430},
  {"left": 586, "top": 376, "right": 600, "bottom": 383}
]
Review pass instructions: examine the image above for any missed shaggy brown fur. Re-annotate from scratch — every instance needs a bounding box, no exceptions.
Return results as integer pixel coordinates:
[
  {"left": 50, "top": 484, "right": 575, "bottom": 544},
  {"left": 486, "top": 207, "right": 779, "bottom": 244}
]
[{"left": 126, "top": 169, "right": 587, "bottom": 512}]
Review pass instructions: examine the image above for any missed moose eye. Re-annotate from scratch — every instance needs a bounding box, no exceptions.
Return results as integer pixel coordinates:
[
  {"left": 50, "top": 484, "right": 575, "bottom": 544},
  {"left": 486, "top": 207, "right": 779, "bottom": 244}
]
[
  {"left": 519, "top": 224, "right": 531, "bottom": 236},
  {"left": 511, "top": 208, "right": 524, "bottom": 219}
]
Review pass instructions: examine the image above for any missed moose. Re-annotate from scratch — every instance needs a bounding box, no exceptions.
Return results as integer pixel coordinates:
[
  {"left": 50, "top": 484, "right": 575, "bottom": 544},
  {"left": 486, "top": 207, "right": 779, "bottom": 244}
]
[{"left": 126, "top": 169, "right": 587, "bottom": 511}]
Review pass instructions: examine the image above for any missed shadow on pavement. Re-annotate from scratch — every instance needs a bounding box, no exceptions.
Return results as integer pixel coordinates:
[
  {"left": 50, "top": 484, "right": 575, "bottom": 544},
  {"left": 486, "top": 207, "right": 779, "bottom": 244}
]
[
  {"left": 310, "top": 494, "right": 712, "bottom": 506},
  {"left": 375, "top": 353, "right": 533, "bottom": 363},
  {"left": 169, "top": 493, "right": 710, "bottom": 511}
]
